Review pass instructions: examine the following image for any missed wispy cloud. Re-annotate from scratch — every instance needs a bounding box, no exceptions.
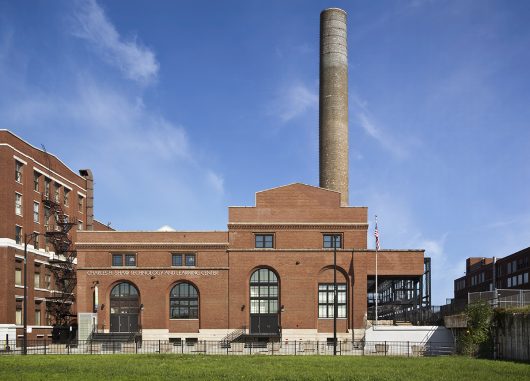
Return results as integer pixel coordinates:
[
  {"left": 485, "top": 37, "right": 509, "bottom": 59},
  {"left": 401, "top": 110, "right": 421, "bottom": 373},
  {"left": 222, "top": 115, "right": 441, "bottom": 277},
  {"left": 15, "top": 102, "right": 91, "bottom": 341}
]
[
  {"left": 269, "top": 82, "right": 318, "bottom": 122},
  {"left": 206, "top": 171, "right": 224, "bottom": 194},
  {"left": 351, "top": 93, "right": 413, "bottom": 159},
  {"left": 71, "top": 0, "right": 159, "bottom": 85}
]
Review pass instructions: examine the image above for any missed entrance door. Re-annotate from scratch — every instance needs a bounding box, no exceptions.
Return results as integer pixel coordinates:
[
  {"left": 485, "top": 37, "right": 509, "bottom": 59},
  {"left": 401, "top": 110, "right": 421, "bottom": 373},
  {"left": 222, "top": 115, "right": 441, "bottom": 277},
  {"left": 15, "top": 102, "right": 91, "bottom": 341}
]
[
  {"left": 249, "top": 268, "right": 279, "bottom": 335},
  {"left": 110, "top": 282, "right": 140, "bottom": 333}
]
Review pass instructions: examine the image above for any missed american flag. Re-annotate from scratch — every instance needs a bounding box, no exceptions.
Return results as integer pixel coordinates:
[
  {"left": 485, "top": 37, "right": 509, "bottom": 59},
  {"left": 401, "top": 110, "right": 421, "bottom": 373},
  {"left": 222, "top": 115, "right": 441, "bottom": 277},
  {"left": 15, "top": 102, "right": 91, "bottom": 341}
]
[{"left": 374, "top": 216, "right": 380, "bottom": 251}]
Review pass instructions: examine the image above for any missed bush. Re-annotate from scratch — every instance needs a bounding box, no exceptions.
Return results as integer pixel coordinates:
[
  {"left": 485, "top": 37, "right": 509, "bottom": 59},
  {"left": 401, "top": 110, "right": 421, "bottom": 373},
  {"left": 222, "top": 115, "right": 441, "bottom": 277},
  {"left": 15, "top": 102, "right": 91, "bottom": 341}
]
[{"left": 457, "top": 302, "right": 493, "bottom": 357}]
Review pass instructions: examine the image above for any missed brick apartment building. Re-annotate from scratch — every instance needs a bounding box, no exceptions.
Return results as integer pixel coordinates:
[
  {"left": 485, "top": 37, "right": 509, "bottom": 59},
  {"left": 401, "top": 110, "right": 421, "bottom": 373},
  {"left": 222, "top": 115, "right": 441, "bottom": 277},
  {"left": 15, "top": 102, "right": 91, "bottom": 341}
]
[
  {"left": 0, "top": 129, "right": 110, "bottom": 341},
  {"left": 453, "top": 247, "right": 530, "bottom": 301}
]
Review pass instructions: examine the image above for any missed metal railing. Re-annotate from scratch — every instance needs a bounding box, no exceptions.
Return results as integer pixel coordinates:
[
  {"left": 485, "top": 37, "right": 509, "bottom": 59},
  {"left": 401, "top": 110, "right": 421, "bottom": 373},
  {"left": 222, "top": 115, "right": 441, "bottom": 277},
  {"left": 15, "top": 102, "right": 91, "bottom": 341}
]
[
  {"left": 468, "top": 289, "right": 530, "bottom": 308},
  {"left": 0, "top": 339, "right": 455, "bottom": 357}
]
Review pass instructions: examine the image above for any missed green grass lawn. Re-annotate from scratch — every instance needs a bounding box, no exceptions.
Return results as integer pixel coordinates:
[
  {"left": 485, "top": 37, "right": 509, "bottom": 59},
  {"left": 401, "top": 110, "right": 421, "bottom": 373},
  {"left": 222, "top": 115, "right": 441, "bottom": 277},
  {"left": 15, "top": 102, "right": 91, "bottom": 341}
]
[{"left": 0, "top": 355, "right": 528, "bottom": 381}]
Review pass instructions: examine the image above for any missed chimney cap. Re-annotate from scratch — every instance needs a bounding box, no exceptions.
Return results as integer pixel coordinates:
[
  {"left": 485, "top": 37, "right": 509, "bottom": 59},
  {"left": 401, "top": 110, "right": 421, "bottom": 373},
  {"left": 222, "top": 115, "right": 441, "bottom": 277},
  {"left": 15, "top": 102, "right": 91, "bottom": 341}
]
[{"left": 321, "top": 8, "right": 347, "bottom": 15}]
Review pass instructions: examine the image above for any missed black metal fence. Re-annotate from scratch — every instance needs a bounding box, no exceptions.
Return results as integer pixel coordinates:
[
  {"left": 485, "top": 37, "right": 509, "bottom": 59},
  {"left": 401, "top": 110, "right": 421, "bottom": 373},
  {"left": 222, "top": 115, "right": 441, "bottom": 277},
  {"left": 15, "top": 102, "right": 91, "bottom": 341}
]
[{"left": 0, "top": 340, "right": 455, "bottom": 357}]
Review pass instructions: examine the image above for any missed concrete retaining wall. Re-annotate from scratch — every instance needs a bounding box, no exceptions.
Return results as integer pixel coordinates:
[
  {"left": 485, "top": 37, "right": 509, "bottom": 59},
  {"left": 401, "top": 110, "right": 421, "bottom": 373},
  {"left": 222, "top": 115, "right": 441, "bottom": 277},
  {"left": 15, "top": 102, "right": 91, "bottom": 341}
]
[{"left": 496, "top": 313, "right": 530, "bottom": 362}]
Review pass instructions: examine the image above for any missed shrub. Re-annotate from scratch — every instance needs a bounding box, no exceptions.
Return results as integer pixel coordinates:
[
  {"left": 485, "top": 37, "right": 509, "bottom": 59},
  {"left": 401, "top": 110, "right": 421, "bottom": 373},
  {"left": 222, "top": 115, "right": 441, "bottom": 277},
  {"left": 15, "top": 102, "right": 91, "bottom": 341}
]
[{"left": 457, "top": 302, "right": 493, "bottom": 357}]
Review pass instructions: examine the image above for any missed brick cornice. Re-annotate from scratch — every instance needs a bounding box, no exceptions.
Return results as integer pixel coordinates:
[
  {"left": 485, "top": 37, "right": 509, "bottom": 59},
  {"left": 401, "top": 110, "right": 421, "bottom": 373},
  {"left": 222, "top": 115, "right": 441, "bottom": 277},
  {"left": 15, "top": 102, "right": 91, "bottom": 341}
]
[
  {"left": 75, "top": 242, "right": 228, "bottom": 250},
  {"left": 227, "top": 222, "right": 368, "bottom": 230}
]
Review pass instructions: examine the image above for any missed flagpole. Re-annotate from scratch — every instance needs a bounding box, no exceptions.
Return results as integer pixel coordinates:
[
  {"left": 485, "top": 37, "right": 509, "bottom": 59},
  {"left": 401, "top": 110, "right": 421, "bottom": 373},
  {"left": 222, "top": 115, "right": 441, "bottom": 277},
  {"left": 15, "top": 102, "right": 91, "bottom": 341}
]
[{"left": 375, "top": 215, "right": 378, "bottom": 326}]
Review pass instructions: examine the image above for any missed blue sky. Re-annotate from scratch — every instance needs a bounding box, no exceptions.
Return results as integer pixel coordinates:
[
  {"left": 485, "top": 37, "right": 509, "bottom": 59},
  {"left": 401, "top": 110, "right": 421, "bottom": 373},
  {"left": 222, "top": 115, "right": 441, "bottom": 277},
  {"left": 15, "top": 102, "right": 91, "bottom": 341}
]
[{"left": 1, "top": 0, "right": 530, "bottom": 304}]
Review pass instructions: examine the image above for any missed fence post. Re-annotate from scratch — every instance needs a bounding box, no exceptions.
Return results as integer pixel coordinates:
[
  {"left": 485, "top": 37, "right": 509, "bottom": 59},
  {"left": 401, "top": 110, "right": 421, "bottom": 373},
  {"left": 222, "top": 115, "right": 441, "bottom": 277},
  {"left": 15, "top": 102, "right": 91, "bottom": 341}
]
[
  {"left": 67, "top": 337, "right": 71, "bottom": 355},
  {"left": 271, "top": 341, "right": 274, "bottom": 355},
  {"left": 135, "top": 340, "right": 138, "bottom": 354},
  {"left": 294, "top": 341, "right": 297, "bottom": 356},
  {"left": 181, "top": 341, "right": 184, "bottom": 354},
  {"left": 339, "top": 341, "right": 342, "bottom": 355},
  {"left": 249, "top": 342, "right": 252, "bottom": 355},
  {"left": 385, "top": 341, "right": 387, "bottom": 356},
  {"left": 407, "top": 341, "right": 410, "bottom": 357},
  {"left": 158, "top": 340, "right": 161, "bottom": 353},
  {"left": 90, "top": 339, "right": 92, "bottom": 355}
]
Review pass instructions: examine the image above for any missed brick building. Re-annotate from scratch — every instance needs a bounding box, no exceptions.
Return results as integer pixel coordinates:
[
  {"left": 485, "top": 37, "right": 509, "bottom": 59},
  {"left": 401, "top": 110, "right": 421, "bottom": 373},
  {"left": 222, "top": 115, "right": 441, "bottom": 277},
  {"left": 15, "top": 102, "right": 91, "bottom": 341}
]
[
  {"left": 0, "top": 129, "right": 108, "bottom": 341},
  {"left": 453, "top": 247, "right": 530, "bottom": 301},
  {"left": 76, "top": 183, "right": 428, "bottom": 342}
]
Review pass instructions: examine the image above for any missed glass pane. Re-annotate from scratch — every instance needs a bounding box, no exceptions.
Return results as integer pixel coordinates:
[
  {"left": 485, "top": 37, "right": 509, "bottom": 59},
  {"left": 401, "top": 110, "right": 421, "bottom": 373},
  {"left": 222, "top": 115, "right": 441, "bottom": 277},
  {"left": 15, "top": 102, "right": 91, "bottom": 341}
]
[
  {"left": 255, "top": 235, "right": 264, "bottom": 248},
  {"left": 185, "top": 255, "right": 196, "bottom": 266},
  {"left": 328, "top": 291, "right": 334, "bottom": 302},
  {"left": 269, "top": 271, "right": 277, "bottom": 283},
  {"left": 338, "top": 291, "right": 346, "bottom": 303},
  {"left": 251, "top": 271, "right": 259, "bottom": 282},
  {"left": 112, "top": 255, "right": 122, "bottom": 267},
  {"left": 250, "top": 286, "right": 259, "bottom": 297},
  {"left": 328, "top": 306, "right": 334, "bottom": 318},
  {"left": 259, "top": 300, "right": 268, "bottom": 313},
  {"left": 259, "top": 269, "right": 269, "bottom": 283},
  {"left": 269, "top": 286, "right": 278, "bottom": 297},
  {"left": 269, "top": 300, "right": 278, "bottom": 313},
  {"left": 318, "top": 291, "right": 326, "bottom": 303},
  {"left": 319, "top": 305, "right": 327, "bottom": 318},
  {"left": 125, "top": 255, "right": 136, "bottom": 266},
  {"left": 172, "top": 254, "right": 182, "bottom": 266},
  {"left": 338, "top": 305, "right": 346, "bottom": 318},
  {"left": 250, "top": 300, "right": 259, "bottom": 313},
  {"left": 259, "top": 286, "right": 269, "bottom": 297}
]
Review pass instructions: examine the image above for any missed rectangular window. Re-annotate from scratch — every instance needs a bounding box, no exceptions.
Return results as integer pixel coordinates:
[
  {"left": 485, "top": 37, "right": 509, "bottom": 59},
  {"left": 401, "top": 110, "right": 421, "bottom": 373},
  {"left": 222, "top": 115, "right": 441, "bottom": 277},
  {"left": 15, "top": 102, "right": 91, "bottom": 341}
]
[
  {"left": 125, "top": 254, "right": 136, "bottom": 267},
  {"left": 15, "top": 160, "right": 23, "bottom": 183},
  {"left": 323, "top": 234, "right": 342, "bottom": 248},
  {"left": 15, "top": 193, "right": 23, "bottom": 215},
  {"left": 16, "top": 308, "right": 22, "bottom": 325},
  {"left": 78, "top": 195, "right": 84, "bottom": 213},
  {"left": 318, "top": 283, "right": 347, "bottom": 318},
  {"left": 507, "top": 277, "right": 512, "bottom": 287},
  {"left": 78, "top": 220, "right": 83, "bottom": 231},
  {"left": 34, "top": 233, "right": 39, "bottom": 250},
  {"left": 524, "top": 273, "right": 529, "bottom": 284},
  {"left": 44, "top": 206, "right": 50, "bottom": 226},
  {"left": 33, "top": 171, "right": 40, "bottom": 192},
  {"left": 64, "top": 189, "right": 70, "bottom": 206},
  {"left": 33, "top": 202, "right": 39, "bottom": 223},
  {"left": 518, "top": 274, "right": 523, "bottom": 285},
  {"left": 172, "top": 254, "right": 183, "bottom": 267},
  {"left": 15, "top": 268, "right": 22, "bottom": 286},
  {"left": 45, "top": 274, "right": 51, "bottom": 289},
  {"left": 112, "top": 254, "right": 136, "bottom": 267},
  {"left": 185, "top": 254, "right": 196, "bottom": 267},
  {"left": 15, "top": 226, "right": 22, "bottom": 245},
  {"left": 255, "top": 234, "right": 274, "bottom": 248},
  {"left": 34, "top": 272, "right": 40, "bottom": 288},
  {"left": 34, "top": 309, "right": 41, "bottom": 326},
  {"left": 54, "top": 183, "right": 60, "bottom": 203},
  {"left": 44, "top": 178, "right": 51, "bottom": 199},
  {"left": 112, "top": 254, "right": 123, "bottom": 267}
]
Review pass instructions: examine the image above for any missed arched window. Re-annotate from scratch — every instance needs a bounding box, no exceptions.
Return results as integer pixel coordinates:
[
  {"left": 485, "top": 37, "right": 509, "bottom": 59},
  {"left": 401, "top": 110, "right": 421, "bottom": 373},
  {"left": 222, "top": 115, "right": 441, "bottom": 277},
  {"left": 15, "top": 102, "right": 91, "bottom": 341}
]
[
  {"left": 170, "top": 283, "right": 199, "bottom": 319},
  {"left": 250, "top": 268, "right": 278, "bottom": 314},
  {"left": 109, "top": 282, "right": 139, "bottom": 333}
]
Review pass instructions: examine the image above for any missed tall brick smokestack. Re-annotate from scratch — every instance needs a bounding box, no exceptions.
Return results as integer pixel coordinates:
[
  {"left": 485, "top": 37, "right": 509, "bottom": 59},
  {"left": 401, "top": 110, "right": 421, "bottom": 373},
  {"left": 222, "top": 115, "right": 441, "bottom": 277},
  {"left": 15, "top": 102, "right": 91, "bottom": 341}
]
[{"left": 319, "top": 8, "right": 349, "bottom": 206}]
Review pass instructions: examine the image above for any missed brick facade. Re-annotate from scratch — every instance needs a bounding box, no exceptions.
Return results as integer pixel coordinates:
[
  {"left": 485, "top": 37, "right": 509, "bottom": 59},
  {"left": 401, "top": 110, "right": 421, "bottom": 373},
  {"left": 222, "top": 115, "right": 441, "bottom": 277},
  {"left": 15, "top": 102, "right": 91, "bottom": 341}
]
[{"left": 77, "top": 183, "right": 425, "bottom": 341}]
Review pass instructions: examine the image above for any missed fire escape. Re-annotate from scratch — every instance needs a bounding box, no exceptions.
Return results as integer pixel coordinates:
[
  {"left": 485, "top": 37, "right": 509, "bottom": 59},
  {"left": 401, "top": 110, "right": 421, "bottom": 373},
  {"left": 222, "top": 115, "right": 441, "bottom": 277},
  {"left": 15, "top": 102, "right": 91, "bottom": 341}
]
[{"left": 43, "top": 195, "right": 77, "bottom": 328}]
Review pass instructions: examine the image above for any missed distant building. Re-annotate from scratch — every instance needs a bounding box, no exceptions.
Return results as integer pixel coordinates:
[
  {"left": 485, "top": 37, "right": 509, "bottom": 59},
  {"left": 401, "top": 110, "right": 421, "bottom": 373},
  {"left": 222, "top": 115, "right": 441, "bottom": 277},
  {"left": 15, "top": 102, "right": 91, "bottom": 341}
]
[{"left": 453, "top": 247, "right": 530, "bottom": 301}]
